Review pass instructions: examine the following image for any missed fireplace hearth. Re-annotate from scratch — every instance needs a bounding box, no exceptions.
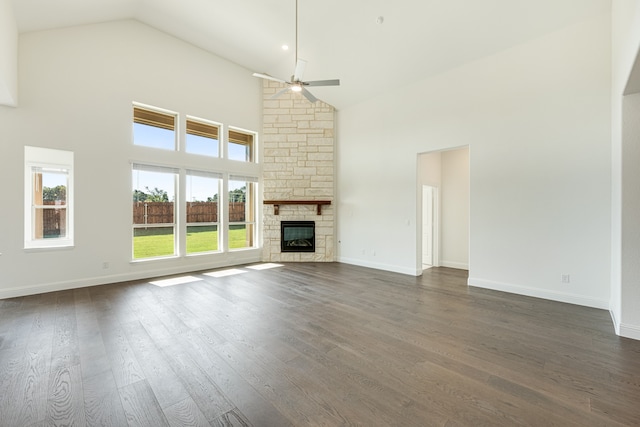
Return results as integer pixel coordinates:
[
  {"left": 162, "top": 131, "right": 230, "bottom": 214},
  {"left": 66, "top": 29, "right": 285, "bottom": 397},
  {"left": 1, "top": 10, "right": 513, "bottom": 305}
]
[{"left": 281, "top": 221, "right": 315, "bottom": 252}]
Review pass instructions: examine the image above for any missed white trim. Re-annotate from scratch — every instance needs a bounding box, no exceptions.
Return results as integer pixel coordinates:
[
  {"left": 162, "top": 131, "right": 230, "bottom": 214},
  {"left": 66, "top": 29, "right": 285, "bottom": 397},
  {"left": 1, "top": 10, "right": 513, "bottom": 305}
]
[
  {"left": 24, "top": 146, "right": 74, "bottom": 249},
  {"left": 338, "top": 256, "right": 422, "bottom": 276},
  {"left": 132, "top": 101, "right": 178, "bottom": 116},
  {"left": 619, "top": 322, "right": 640, "bottom": 341},
  {"left": 433, "top": 187, "right": 440, "bottom": 267},
  {"left": 468, "top": 277, "right": 609, "bottom": 309},
  {"left": 132, "top": 163, "right": 180, "bottom": 174},
  {"left": 229, "top": 174, "right": 259, "bottom": 183},
  {"left": 186, "top": 169, "right": 223, "bottom": 179},
  {"left": 610, "top": 308, "right": 621, "bottom": 335},
  {"left": 0, "top": 252, "right": 262, "bottom": 300}
]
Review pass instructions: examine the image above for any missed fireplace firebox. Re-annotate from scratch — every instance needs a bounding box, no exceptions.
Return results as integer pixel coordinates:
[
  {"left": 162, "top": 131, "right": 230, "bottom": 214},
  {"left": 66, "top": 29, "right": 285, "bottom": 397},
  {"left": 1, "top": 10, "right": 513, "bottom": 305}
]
[{"left": 281, "top": 221, "right": 315, "bottom": 252}]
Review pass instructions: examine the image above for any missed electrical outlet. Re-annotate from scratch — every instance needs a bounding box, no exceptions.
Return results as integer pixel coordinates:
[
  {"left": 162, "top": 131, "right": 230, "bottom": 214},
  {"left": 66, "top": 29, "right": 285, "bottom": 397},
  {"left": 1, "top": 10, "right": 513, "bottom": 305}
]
[{"left": 561, "top": 274, "right": 570, "bottom": 284}]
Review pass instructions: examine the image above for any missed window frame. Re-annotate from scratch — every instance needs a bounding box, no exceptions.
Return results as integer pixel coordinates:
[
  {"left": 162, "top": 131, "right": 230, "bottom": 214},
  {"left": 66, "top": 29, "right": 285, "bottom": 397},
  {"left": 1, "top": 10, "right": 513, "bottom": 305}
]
[
  {"left": 227, "top": 175, "right": 258, "bottom": 251},
  {"left": 227, "top": 128, "right": 256, "bottom": 162},
  {"left": 185, "top": 169, "right": 222, "bottom": 255},
  {"left": 131, "top": 163, "right": 179, "bottom": 260},
  {"left": 130, "top": 102, "right": 261, "bottom": 261},
  {"left": 185, "top": 116, "right": 221, "bottom": 158},
  {"left": 24, "top": 146, "right": 74, "bottom": 250},
  {"left": 132, "top": 104, "right": 178, "bottom": 151}
]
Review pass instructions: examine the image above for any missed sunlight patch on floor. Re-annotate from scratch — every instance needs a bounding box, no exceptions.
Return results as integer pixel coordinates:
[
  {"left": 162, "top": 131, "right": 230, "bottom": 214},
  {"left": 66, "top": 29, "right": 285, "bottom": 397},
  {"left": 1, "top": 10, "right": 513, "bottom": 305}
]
[
  {"left": 150, "top": 275, "right": 202, "bottom": 287},
  {"left": 204, "top": 268, "right": 248, "bottom": 278}
]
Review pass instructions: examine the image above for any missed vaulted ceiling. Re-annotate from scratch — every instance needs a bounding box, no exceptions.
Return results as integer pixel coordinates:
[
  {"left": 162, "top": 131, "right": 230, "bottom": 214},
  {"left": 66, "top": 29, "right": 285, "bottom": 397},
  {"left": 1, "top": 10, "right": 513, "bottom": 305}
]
[{"left": 10, "top": 0, "right": 610, "bottom": 109}]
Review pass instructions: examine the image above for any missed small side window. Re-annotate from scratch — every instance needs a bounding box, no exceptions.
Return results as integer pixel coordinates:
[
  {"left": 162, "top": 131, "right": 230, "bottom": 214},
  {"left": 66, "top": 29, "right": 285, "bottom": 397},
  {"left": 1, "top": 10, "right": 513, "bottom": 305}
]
[{"left": 24, "top": 146, "right": 74, "bottom": 249}]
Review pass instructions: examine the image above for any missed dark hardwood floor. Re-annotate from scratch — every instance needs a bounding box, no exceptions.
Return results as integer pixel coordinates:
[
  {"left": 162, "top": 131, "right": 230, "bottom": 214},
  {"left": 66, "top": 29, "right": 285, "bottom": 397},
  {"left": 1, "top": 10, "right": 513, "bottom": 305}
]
[{"left": 1, "top": 262, "right": 639, "bottom": 426}]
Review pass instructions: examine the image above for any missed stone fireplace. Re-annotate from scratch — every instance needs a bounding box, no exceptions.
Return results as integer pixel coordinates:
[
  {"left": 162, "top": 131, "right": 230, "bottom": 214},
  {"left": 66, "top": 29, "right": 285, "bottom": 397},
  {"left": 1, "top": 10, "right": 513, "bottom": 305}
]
[{"left": 261, "top": 80, "right": 335, "bottom": 262}]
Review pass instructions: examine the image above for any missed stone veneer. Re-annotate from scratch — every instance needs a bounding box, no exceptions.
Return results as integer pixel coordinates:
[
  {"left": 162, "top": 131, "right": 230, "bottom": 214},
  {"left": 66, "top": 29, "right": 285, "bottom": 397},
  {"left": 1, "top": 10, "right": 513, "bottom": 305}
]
[{"left": 261, "top": 80, "right": 335, "bottom": 262}]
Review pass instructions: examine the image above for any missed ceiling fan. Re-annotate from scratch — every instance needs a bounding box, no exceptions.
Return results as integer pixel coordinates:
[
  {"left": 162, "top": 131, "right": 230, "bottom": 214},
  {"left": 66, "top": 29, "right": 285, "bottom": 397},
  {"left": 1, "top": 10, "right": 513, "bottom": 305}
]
[{"left": 252, "top": 0, "right": 340, "bottom": 103}]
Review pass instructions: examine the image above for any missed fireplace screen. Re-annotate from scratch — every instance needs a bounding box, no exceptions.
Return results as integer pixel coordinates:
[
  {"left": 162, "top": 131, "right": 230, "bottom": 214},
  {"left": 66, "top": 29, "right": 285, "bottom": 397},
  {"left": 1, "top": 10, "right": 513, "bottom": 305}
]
[{"left": 281, "top": 221, "right": 315, "bottom": 252}]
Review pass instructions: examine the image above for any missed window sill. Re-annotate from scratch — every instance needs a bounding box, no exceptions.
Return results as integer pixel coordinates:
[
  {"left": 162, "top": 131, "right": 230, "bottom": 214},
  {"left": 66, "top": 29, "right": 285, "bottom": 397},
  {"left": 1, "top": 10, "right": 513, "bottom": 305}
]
[{"left": 24, "top": 244, "right": 74, "bottom": 252}]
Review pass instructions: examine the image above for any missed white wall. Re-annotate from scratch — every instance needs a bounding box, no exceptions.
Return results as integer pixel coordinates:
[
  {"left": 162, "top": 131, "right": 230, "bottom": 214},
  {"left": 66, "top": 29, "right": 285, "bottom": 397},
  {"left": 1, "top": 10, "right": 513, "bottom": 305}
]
[
  {"left": 611, "top": 0, "right": 640, "bottom": 339},
  {"left": 337, "top": 10, "right": 611, "bottom": 308},
  {"left": 620, "top": 93, "right": 640, "bottom": 339},
  {"left": 0, "top": 0, "right": 17, "bottom": 106},
  {"left": 440, "top": 148, "right": 469, "bottom": 270},
  {"left": 0, "top": 20, "right": 262, "bottom": 298}
]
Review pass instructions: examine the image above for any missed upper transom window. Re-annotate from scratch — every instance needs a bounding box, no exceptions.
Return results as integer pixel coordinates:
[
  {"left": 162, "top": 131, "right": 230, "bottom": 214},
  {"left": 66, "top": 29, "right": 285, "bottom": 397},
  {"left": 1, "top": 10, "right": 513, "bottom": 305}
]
[
  {"left": 228, "top": 129, "right": 255, "bottom": 162},
  {"left": 133, "top": 106, "right": 177, "bottom": 151},
  {"left": 186, "top": 118, "right": 220, "bottom": 157}
]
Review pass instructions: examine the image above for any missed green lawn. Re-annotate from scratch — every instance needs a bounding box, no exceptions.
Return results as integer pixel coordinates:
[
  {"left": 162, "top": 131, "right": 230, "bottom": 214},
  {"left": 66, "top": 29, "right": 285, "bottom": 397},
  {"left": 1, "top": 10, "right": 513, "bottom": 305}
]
[{"left": 133, "top": 225, "right": 250, "bottom": 259}]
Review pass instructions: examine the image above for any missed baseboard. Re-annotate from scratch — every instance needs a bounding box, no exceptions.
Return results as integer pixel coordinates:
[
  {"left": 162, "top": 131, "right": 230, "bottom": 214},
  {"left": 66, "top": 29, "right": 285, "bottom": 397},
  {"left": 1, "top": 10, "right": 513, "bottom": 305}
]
[
  {"left": 439, "top": 260, "right": 469, "bottom": 270},
  {"left": 610, "top": 309, "right": 621, "bottom": 335},
  {"left": 0, "top": 255, "right": 262, "bottom": 299},
  {"left": 619, "top": 322, "right": 640, "bottom": 340},
  {"left": 468, "top": 277, "right": 609, "bottom": 310},
  {"left": 338, "top": 256, "right": 422, "bottom": 276},
  {"left": 610, "top": 307, "right": 640, "bottom": 340}
]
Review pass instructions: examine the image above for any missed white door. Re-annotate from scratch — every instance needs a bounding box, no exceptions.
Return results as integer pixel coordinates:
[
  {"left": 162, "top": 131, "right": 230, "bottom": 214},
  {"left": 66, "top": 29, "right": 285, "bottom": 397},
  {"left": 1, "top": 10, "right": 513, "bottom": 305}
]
[{"left": 422, "top": 186, "right": 434, "bottom": 267}]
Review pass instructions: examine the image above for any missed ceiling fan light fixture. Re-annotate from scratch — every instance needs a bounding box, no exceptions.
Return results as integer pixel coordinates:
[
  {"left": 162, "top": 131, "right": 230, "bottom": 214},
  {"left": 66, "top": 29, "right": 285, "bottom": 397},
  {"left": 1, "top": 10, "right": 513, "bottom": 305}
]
[{"left": 251, "top": 0, "right": 340, "bottom": 103}]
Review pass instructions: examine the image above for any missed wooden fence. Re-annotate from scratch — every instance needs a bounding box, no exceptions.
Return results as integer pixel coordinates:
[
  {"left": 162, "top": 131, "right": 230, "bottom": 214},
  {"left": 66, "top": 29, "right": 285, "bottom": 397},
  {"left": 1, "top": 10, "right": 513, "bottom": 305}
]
[
  {"left": 41, "top": 206, "right": 66, "bottom": 237},
  {"left": 133, "top": 202, "right": 247, "bottom": 224}
]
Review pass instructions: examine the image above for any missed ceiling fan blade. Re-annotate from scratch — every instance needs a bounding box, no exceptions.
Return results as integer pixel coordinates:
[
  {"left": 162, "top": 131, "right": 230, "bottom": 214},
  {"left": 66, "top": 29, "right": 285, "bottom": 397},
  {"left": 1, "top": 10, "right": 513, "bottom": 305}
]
[
  {"left": 270, "top": 87, "right": 291, "bottom": 99},
  {"left": 300, "top": 87, "right": 318, "bottom": 103},
  {"left": 252, "top": 72, "right": 287, "bottom": 84},
  {"left": 293, "top": 59, "right": 307, "bottom": 82},
  {"left": 304, "top": 79, "right": 340, "bottom": 87}
]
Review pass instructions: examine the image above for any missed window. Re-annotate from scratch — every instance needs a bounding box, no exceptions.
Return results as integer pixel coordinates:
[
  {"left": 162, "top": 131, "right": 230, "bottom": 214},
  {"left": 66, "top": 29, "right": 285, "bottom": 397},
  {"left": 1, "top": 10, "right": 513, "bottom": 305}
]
[
  {"left": 186, "top": 170, "right": 221, "bottom": 254},
  {"left": 228, "top": 175, "right": 258, "bottom": 250},
  {"left": 133, "top": 106, "right": 176, "bottom": 150},
  {"left": 228, "top": 129, "right": 255, "bottom": 162},
  {"left": 24, "top": 146, "right": 74, "bottom": 249},
  {"left": 186, "top": 118, "right": 219, "bottom": 157},
  {"left": 132, "top": 164, "right": 178, "bottom": 259},
  {"left": 130, "top": 102, "right": 260, "bottom": 259}
]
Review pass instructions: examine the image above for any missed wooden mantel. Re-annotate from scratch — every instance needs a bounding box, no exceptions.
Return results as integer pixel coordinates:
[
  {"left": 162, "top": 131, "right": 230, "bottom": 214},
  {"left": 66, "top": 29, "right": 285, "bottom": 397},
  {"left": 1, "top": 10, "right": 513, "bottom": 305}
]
[{"left": 263, "top": 200, "right": 331, "bottom": 215}]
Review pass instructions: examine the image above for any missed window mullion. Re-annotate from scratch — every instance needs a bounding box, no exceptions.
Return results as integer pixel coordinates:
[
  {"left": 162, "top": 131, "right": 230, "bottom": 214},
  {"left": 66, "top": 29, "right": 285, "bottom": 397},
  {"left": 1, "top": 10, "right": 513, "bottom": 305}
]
[
  {"left": 221, "top": 175, "right": 229, "bottom": 252},
  {"left": 177, "top": 169, "right": 186, "bottom": 257}
]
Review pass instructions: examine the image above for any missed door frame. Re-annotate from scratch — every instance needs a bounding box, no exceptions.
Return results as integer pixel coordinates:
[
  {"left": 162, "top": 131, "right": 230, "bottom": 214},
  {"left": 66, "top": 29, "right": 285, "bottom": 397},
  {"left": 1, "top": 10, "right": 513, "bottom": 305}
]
[{"left": 421, "top": 184, "right": 440, "bottom": 269}]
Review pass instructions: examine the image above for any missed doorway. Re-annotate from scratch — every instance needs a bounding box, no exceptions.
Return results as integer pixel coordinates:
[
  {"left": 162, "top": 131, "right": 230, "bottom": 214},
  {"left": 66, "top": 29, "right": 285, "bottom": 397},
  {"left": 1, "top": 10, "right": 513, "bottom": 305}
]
[{"left": 417, "top": 146, "right": 469, "bottom": 273}]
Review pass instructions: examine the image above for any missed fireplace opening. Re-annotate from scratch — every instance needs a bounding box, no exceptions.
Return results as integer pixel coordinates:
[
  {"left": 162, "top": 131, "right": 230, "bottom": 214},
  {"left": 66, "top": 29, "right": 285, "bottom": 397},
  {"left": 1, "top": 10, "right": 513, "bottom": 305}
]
[{"left": 281, "top": 221, "right": 315, "bottom": 252}]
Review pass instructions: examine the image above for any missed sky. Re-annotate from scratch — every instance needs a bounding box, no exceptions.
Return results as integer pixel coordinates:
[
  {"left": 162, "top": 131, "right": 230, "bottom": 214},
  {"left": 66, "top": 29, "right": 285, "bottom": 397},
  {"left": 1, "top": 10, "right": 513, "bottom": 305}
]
[
  {"left": 133, "top": 123, "right": 247, "bottom": 159},
  {"left": 132, "top": 123, "right": 250, "bottom": 202},
  {"left": 41, "top": 170, "right": 67, "bottom": 189}
]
